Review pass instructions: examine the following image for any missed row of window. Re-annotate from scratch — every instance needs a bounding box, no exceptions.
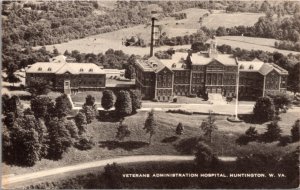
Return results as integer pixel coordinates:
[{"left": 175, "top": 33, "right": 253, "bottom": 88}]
[
  {"left": 174, "top": 71, "right": 189, "bottom": 77},
  {"left": 239, "top": 65, "right": 254, "bottom": 70},
  {"left": 37, "top": 67, "right": 94, "bottom": 72},
  {"left": 157, "top": 89, "right": 172, "bottom": 96}
]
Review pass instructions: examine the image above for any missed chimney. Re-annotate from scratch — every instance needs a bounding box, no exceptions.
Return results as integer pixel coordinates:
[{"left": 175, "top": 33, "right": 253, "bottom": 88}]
[{"left": 150, "top": 17, "right": 156, "bottom": 57}]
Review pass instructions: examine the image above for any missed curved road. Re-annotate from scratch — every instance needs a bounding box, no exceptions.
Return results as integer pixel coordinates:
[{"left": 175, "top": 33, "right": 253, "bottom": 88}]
[{"left": 2, "top": 155, "right": 236, "bottom": 189}]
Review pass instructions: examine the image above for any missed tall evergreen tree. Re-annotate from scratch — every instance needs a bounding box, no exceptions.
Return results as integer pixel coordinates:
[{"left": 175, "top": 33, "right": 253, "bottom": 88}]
[
  {"left": 47, "top": 117, "right": 72, "bottom": 160},
  {"left": 129, "top": 89, "right": 142, "bottom": 113},
  {"left": 253, "top": 96, "right": 276, "bottom": 122},
  {"left": 200, "top": 110, "right": 217, "bottom": 143},
  {"left": 291, "top": 119, "right": 300, "bottom": 142},
  {"left": 55, "top": 94, "right": 72, "bottom": 118},
  {"left": 115, "top": 90, "right": 132, "bottom": 117},
  {"left": 143, "top": 110, "right": 157, "bottom": 144},
  {"left": 263, "top": 120, "right": 282, "bottom": 142},
  {"left": 101, "top": 90, "right": 114, "bottom": 111}
]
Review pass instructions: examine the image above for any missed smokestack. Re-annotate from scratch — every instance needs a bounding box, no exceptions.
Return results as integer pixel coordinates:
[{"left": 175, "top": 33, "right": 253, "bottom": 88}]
[{"left": 150, "top": 17, "right": 156, "bottom": 57}]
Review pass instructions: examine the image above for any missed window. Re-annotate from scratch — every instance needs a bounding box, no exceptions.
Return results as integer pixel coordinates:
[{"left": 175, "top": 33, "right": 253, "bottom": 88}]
[
  {"left": 47, "top": 67, "right": 52, "bottom": 71},
  {"left": 89, "top": 68, "right": 93, "bottom": 72},
  {"left": 239, "top": 65, "right": 244, "bottom": 69},
  {"left": 38, "top": 67, "right": 42, "bottom": 71},
  {"left": 249, "top": 65, "right": 253, "bottom": 70},
  {"left": 80, "top": 68, "right": 84, "bottom": 72}
]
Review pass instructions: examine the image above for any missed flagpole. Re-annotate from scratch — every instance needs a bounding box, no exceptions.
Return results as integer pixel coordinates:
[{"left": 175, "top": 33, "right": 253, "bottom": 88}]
[{"left": 235, "top": 58, "right": 240, "bottom": 120}]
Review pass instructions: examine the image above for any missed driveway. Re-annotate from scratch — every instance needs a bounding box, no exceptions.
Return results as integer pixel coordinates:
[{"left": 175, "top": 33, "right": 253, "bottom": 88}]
[{"left": 2, "top": 155, "right": 236, "bottom": 189}]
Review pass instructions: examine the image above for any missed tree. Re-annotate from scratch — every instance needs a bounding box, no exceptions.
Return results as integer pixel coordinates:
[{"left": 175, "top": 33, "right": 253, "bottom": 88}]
[
  {"left": 103, "top": 163, "right": 124, "bottom": 188},
  {"left": 216, "top": 26, "right": 228, "bottom": 36},
  {"left": 10, "top": 115, "right": 43, "bottom": 166},
  {"left": 253, "top": 96, "right": 276, "bottom": 122},
  {"left": 129, "top": 89, "right": 142, "bottom": 113},
  {"left": 85, "top": 95, "right": 96, "bottom": 107},
  {"left": 53, "top": 47, "right": 59, "bottom": 56},
  {"left": 194, "top": 142, "right": 217, "bottom": 168},
  {"left": 2, "top": 94, "right": 10, "bottom": 114},
  {"left": 101, "top": 90, "right": 114, "bottom": 111},
  {"left": 81, "top": 105, "right": 97, "bottom": 124},
  {"left": 2, "top": 125, "right": 12, "bottom": 162},
  {"left": 30, "top": 95, "right": 55, "bottom": 120},
  {"left": 191, "top": 42, "right": 207, "bottom": 52},
  {"left": 6, "top": 62, "right": 20, "bottom": 86},
  {"left": 3, "top": 95, "right": 23, "bottom": 116},
  {"left": 3, "top": 112, "right": 16, "bottom": 129},
  {"left": 143, "top": 110, "right": 157, "bottom": 145},
  {"left": 47, "top": 117, "right": 72, "bottom": 160},
  {"left": 81, "top": 95, "right": 97, "bottom": 124},
  {"left": 176, "top": 122, "right": 184, "bottom": 135},
  {"left": 268, "top": 93, "right": 291, "bottom": 114},
  {"left": 288, "top": 63, "right": 300, "bottom": 96},
  {"left": 28, "top": 77, "right": 52, "bottom": 96},
  {"left": 116, "top": 120, "right": 131, "bottom": 141},
  {"left": 64, "top": 119, "right": 79, "bottom": 140},
  {"left": 64, "top": 50, "right": 71, "bottom": 57},
  {"left": 124, "top": 65, "right": 135, "bottom": 80},
  {"left": 114, "top": 90, "right": 132, "bottom": 117},
  {"left": 6, "top": 73, "right": 20, "bottom": 86},
  {"left": 55, "top": 94, "right": 72, "bottom": 118},
  {"left": 291, "top": 119, "right": 300, "bottom": 142},
  {"left": 75, "top": 112, "right": 88, "bottom": 135},
  {"left": 200, "top": 110, "right": 217, "bottom": 143},
  {"left": 263, "top": 120, "right": 282, "bottom": 142}
]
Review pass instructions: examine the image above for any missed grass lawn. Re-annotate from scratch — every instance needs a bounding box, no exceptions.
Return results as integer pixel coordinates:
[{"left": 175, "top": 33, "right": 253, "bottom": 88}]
[
  {"left": 3, "top": 110, "right": 299, "bottom": 176},
  {"left": 71, "top": 91, "right": 104, "bottom": 103},
  {"left": 217, "top": 36, "right": 299, "bottom": 55},
  {"left": 175, "top": 96, "right": 210, "bottom": 104}
]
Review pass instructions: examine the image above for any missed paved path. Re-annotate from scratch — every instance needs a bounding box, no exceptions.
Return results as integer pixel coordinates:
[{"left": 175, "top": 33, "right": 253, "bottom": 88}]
[
  {"left": 2, "top": 155, "right": 236, "bottom": 189},
  {"left": 71, "top": 100, "right": 255, "bottom": 115}
]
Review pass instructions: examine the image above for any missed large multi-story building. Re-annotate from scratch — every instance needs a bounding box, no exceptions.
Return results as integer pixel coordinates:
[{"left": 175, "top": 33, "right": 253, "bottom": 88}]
[
  {"left": 135, "top": 39, "right": 288, "bottom": 101},
  {"left": 26, "top": 62, "right": 106, "bottom": 94}
]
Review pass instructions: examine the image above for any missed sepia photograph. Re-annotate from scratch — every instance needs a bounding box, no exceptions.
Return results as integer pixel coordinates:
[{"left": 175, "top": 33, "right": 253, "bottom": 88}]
[{"left": 1, "top": 0, "right": 300, "bottom": 189}]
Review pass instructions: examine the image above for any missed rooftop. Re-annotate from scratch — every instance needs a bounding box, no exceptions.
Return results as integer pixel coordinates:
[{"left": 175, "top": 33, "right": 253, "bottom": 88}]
[
  {"left": 160, "top": 52, "right": 187, "bottom": 70},
  {"left": 191, "top": 53, "right": 237, "bottom": 66},
  {"left": 238, "top": 58, "right": 288, "bottom": 75},
  {"left": 26, "top": 62, "right": 105, "bottom": 74},
  {"left": 136, "top": 56, "right": 166, "bottom": 73}
]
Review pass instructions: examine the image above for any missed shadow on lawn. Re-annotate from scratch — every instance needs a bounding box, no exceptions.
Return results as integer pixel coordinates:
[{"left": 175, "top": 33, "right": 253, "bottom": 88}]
[
  {"left": 161, "top": 136, "right": 179, "bottom": 143},
  {"left": 174, "top": 136, "right": 204, "bottom": 154},
  {"left": 99, "top": 140, "right": 148, "bottom": 151},
  {"left": 238, "top": 114, "right": 267, "bottom": 124}
]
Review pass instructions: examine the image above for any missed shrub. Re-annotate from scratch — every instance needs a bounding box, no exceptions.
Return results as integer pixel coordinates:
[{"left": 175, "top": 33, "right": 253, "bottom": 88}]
[
  {"left": 167, "top": 109, "right": 193, "bottom": 115},
  {"left": 237, "top": 127, "right": 259, "bottom": 145},
  {"left": 262, "top": 120, "right": 282, "bottom": 143},
  {"left": 278, "top": 135, "right": 292, "bottom": 146},
  {"left": 74, "top": 135, "right": 95, "bottom": 150},
  {"left": 194, "top": 142, "right": 218, "bottom": 168},
  {"left": 176, "top": 122, "right": 184, "bottom": 135}
]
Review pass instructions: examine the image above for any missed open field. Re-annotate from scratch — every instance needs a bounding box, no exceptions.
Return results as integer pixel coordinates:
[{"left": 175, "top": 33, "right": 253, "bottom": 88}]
[
  {"left": 34, "top": 9, "right": 265, "bottom": 56},
  {"left": 218, "top": 36, "right": 300, "bottom": 55},
  {"left": 3, "top": 111, "right": 299, "bottom": 175}
]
